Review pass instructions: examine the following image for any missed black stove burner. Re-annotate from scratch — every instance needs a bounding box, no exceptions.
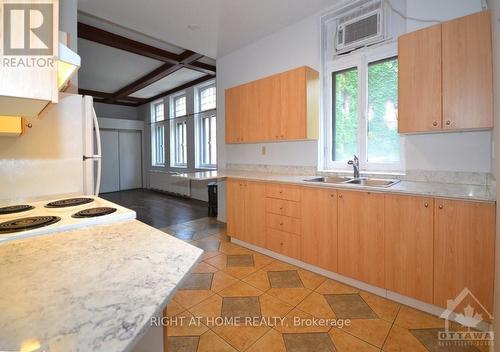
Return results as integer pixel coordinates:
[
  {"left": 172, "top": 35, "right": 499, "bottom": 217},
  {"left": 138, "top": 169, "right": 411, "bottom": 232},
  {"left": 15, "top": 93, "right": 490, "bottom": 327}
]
[
  {"left": 72, "top": 207, "right": 117, "bottom": 218},
  {"left": 0, "top": 205, "right": 35, "bottom": 215},
  {"left": 0, "top": 216, "right": 61, "bottom": 233},
  {"left": 45, "top": 198, "right": 94, "bottom": 208}
]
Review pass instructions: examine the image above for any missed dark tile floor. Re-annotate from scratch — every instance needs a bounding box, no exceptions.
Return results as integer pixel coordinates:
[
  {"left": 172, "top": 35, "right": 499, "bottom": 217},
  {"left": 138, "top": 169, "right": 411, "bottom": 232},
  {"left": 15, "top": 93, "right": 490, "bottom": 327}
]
[{"left": 100, "top": 189, "right": 210, "bottom": 228}]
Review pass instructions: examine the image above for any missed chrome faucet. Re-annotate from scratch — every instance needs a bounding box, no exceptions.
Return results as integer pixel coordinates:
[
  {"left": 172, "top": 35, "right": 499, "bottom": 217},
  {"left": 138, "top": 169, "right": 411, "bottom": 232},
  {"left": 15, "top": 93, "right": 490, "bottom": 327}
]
[{"left": 347, "top": 155, "right": 360, "bottom": 179}]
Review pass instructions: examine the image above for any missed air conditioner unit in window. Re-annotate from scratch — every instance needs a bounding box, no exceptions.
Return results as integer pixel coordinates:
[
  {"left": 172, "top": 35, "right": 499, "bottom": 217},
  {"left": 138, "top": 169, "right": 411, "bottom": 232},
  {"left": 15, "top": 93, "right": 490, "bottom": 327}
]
[{"left": 335, "top": 0, "right": 385, "bottom": 54}]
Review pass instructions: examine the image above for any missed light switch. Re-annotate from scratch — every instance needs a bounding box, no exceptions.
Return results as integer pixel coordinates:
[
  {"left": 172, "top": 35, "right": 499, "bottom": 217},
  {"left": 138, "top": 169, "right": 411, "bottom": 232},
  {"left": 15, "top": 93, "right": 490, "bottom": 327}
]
[{"left": 261, "top": 146, "right": 267, "bottom": 155}]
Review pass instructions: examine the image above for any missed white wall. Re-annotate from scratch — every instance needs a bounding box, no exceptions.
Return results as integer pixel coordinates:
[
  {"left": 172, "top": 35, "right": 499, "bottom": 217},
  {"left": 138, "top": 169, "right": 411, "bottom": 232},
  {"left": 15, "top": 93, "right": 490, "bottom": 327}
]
[
  {"left": 94, "top": 102, "right": 140, "bottom": 120},
  {"left": 216, "top": 0, "right": 490, "bottom": 173}
]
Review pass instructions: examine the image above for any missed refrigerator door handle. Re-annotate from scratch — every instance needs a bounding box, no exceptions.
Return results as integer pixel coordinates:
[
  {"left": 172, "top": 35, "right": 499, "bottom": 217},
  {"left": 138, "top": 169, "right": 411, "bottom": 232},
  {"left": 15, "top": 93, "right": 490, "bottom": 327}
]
[{"left": 92, "top": 107, "right": 102, "bottom": 196}]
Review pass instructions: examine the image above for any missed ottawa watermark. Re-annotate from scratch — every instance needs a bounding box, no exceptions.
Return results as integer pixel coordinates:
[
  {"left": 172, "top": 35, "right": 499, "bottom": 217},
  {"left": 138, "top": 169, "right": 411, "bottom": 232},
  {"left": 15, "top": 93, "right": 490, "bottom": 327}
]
[
  {"left": 1, "top": 1, "right": 55, "bottom": 68},
  {"left": 438, "top": 288, "right": 494, "bottom": 348},
  {"left": 151, "top": 316, "right": 351, "bottom": 329}
]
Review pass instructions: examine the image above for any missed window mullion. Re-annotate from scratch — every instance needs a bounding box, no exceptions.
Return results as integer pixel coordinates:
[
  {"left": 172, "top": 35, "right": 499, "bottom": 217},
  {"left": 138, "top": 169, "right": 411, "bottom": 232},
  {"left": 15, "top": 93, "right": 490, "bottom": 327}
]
[{"left": 357, "top": 57, "right": 368, "bottom": 171}]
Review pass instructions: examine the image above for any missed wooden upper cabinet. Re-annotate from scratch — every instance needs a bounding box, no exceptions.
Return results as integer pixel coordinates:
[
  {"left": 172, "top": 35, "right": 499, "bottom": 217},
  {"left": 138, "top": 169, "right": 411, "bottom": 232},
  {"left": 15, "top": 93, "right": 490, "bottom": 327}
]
[
  {"left": 398, "top": 10, "right": 493, "bottom": 133},
  {"left": 434, "top": 199, "right": 496, "bottom": 314},
  {"left": 225, "top": 66, "right": 319, "bottom": 143},
  {"left": 398, "top": 24, "right": 442, "bottom": 133},
  {"left": 301, "top": 187, "right": 338, "bottom": 272},
  {"left": 442, "top": 11, "right": 493, "bottom": 130},
  {"left": 385, "top": 195, "right": 434, "bottom": 303},
  {"left": 337, "top": 190, "right": 385, "bottom": 288}
]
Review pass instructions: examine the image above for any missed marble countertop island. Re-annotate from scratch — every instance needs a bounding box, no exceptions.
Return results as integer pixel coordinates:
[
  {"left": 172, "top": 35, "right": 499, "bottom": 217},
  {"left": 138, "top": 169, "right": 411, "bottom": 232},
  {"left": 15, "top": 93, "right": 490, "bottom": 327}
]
[
  {"left": 0, "top": 220, "right": 202, "bottom": 352},
  {"left": 174, "top": 169, "right": 496, "bottom": 202}
]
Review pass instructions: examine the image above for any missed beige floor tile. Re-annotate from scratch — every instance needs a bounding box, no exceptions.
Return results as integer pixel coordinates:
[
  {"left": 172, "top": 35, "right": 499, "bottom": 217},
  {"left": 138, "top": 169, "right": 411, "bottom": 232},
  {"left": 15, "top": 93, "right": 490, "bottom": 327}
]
[
  {"left": 188, "top": 294, "right": 223, "bottom": 326},
  {"left": 212, "top": 325, "right": 271, "bottom": 352},
  {"left": 242, "top": 269, "right": 271, "bottom": 291},
  {"left": 297, "top": 269, "right": 327, "bottom": 290},
  {"left": 167, "top": 311, "right": 209, "bottom": 337},
  {"left": 315, "top": 279, "right": 359, "bottom": 295},
  {"left": 266, "top": 287, "right": 312, "bottom": 306},
  {"left": 173, "top": 290, "right": 215, "bottom": 309},
  {"left": 197, "top": 330, "right": 238, "bottom": 352},
  {"left": 342, "top": 318, "right": 392, "bottom": 348},
  {"left": 220, "top": 242, "right": 255, "bottom": 255},
  {"left": 211, "top": 271, "right": 239, "bottom": 292},
  {"left": 382, "top": 325, "right": 428, "bottom": 352},
  {"left": 259, "top": 293, "right": 294, "bottom": 322},
  {"left": 359, "top": 291, "right": 400, "bottom": 323},
  {"left": 205, "top": 254, "right": 263, "bottom": 279},
  {"left": 246, "top": 328, "right": 287, "bottom": 352},
  {"left": 296, "top": 291, "right": 336, "bottom": 319},
  {"left": 192, "top": 261, "right": 219, "bottom": 273},
  {"left": 394, "top": 306, "right": 445, "bottom": 330},
  {"left": 274, "top": 308, "right": 332, "bottom": 334},
  {"left": 329, "top": 327, "right": 380, "bottom": 352},
  {"left": 165, "top": 300, "right": 185, "bottom": 317},
  {"left": 262, "top": 260, "right": 299, "bottom": 272},
  {"left": 218, "top": 281, "right": 264, "bottom": 297}
]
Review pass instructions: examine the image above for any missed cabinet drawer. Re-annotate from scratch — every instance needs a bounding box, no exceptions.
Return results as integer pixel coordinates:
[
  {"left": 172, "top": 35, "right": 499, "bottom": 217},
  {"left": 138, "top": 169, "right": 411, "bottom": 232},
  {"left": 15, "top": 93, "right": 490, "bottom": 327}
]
[
  {"left": 266, "top": 198, "right": 301, "bottom": 218},
  {"left": 267, "top": 228, "right": 300, "bottom": 259},
  {"left": 266, "top": 213, "right": 301, "bottom": 235},
  {"left": 266, "top": 183, "right": 301, "bottom": 201}
]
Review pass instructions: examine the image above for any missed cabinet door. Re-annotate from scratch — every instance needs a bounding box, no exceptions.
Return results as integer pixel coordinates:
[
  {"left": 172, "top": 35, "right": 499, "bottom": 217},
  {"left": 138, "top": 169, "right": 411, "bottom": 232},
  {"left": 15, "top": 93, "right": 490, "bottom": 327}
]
[
  {"left": 385, "top": 195, "right": 434, "bottom": 303},
  {"left": 280, "top": 68, "right": 307, "bottom": 140},
  {"left": 241, "top": 81, "right": 260, "bottom": 142},
  {"left": 225, "top": 88, "right": 242, "bottom": 143},
  {"left": 254, "top": 75, "right": 280, "bottom": 142},
  {"left": 398, "top": 24, "right": 442, "bottom": 133},
  {"left": 301, "top": 187, "right": 338, "bottom": 272},
  {"left": 227, "top": 179, "right": 245, "bottom": 240},
  {"left": 244, "top": 181, "right": 266, "bottom": 247},
  {"left": 442, "top": 11, "right": 493, "bottom": 130},
  {"left": 434, "top": 199, "right": 495, "bottom": 313},
  {"left": 338, "top": 190, "right": 385, "bottom": 287}
]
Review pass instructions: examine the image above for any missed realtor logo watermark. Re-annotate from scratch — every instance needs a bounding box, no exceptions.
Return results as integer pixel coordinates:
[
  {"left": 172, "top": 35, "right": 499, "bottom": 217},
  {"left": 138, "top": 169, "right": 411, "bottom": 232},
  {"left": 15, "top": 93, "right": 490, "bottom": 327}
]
[
  {"left": 439, "top": 288, "right": 494, "bottom": 348},
  {"left": 1, "top": 1, "right": 55, "bottom": 68}
]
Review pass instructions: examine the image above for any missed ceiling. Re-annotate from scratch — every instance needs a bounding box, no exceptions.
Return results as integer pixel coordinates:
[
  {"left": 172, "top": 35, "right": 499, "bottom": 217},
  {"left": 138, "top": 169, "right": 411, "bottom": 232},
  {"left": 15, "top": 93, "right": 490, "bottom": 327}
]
[
  {"left": 77, "top": 13, "right": 216, "bottom": 106},
  {"left": 77, "top": 0, "right": 341, "bottom": 58}
]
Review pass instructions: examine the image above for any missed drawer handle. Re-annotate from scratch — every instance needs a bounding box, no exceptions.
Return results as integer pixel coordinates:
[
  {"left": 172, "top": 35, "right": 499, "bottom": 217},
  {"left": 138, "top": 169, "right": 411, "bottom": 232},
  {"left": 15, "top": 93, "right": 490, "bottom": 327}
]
[
  {"left": 439, "top": 204, "right": 444, "bottom": 209},
  {"left": 424, "top": 203, "right": 429, "bottom": 208},
  {"left": 279, "top": 207, "right": 283, "bottom": 210},
  {"left": 279, "top": 222, "right": 284, "bottom": 226},
  {"left": 433, "top": 121, "right": 438, "bottom": 127},
  {"left": 339, "top": 194, "right": 343, "bottom": 199},
  {"left": 279, "top": 191, "right": 283, "bottom": 194},
  {"left": 446, "top": 120, "right": 451, "bottom": 126},
  {"left": 280, "top": 242, "right": 284, "bottom": 246}
]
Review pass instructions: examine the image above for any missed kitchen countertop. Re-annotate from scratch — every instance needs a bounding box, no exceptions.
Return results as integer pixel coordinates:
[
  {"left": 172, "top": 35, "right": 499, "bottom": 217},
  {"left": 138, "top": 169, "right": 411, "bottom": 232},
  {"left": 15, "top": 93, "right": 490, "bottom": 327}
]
[
  {"left": 174, "top": 170, "right": 496, "bottom": 202},
  {"left": 0, "top": 220, "right": 202, "bottom": 352}
]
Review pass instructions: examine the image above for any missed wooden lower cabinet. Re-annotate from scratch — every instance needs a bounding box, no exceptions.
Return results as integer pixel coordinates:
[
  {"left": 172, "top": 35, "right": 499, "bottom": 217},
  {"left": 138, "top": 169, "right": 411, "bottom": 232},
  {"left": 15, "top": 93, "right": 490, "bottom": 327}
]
[
  {"left": 226, "top": 179, "right": 266, "bottom": 247},
  {"left": 434, "top": 199, "right": 496, "bottom": 313},
  {"left": 338, "top": 190, "right": 385, "bottom": 288},
  {"left": 267, "top": 228, "right": 300, "bottom": 259},
  {"left": 385, "top": 195, "right": 434, "bottom": 303},
  {"left": 301, "top": 187, "right": 338, "bottom": 272}
]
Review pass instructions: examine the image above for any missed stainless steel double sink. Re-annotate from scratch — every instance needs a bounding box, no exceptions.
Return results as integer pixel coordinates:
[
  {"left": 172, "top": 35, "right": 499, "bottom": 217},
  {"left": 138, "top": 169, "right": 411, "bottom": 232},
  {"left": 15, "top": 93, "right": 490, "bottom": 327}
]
[{"left": 303, "top": 176, "right": 400, "bottom": 188}]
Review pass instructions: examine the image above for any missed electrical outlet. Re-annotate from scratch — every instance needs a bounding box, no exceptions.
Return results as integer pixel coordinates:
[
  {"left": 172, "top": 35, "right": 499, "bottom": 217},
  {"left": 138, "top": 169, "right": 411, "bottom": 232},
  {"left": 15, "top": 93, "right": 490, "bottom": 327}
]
[{"left": 261, "top": 146, "right": 267, "bottom": 155}]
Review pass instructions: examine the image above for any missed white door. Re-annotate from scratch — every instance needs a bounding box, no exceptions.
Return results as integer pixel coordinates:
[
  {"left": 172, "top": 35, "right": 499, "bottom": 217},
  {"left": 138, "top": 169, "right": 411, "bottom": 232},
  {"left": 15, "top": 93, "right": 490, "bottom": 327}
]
[
  {"left": 119, "top": 131, "right": 143, "bottom": 190},
  {"left": 100, "top": 130, "right": 120, "bottom": 193}
]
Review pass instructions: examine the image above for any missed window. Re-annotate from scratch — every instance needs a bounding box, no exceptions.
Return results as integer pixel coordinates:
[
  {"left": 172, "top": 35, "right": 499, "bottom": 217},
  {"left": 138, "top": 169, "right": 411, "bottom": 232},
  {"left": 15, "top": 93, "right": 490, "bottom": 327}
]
[
  {"left": 151, "top": 101, "right": 165, "bottom": 166},
  {"left": 170, "top": 93, "right": 187, "bottom": 167},
  {"left": 196, "top": 82, "right": 217, "bottom": 168},
  {"left": 325, "top": 45, "right": 403, "bottom": 171}
]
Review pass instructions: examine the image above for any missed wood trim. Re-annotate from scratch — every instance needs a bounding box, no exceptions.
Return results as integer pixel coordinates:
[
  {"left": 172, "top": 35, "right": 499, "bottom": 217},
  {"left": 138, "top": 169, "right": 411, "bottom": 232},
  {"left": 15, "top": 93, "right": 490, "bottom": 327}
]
[
  {"left": 78, "top": 22, "right": 182, "bottom": 64},
  {"left": 185, "top": 62, "right": 216, "bottom": 75}
]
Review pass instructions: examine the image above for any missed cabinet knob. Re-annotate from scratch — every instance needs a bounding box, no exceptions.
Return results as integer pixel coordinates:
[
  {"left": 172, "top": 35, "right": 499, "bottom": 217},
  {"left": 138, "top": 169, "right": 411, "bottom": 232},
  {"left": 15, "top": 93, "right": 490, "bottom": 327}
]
[
  {"left": 279, "top": 222, "right": 284, "bottom": 226},
  {"left": 279, "top": 191, "right": 283, "bottom": 194},
  {"left": 279, "top": 207, "right": 283, "bottom": 210},
  {"left": 433, "top": 121, "right": 438, "bottom": 127},
  {"left": 424, "top": 203, "right": 429, "bottom": 208},
  {"left": 339, "top": 194, "right": 343, "bottom": 199},
  {"left": 446, "top": 120, "right": 451, "bottom": 126},
  {"left": 280, "top": 242, "right": 284, "bottom": 246},
  {"left": 439, "top": 204, "right": 444, "bottom": 209}
]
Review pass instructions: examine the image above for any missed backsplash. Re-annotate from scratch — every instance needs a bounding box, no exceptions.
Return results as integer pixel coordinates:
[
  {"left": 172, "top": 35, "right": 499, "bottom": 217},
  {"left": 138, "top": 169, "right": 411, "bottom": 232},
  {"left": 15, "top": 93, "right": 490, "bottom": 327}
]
[{"left": 225, "top": 163, "right": 493, "bottom": 186}]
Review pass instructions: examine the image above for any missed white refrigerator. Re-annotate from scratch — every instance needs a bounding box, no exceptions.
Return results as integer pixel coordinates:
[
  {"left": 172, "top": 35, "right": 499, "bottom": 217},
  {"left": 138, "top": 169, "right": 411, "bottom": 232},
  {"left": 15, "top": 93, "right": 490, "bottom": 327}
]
[{"left": 0, "top": 93, "right": 102, "bottom": 202}]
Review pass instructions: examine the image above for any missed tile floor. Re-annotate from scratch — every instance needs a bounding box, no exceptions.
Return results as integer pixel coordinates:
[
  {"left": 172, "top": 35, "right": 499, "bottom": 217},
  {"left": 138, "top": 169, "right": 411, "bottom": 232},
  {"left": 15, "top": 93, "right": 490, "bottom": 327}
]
[{"left": 161, "top": 218, "right": 491, "bottom": 352}]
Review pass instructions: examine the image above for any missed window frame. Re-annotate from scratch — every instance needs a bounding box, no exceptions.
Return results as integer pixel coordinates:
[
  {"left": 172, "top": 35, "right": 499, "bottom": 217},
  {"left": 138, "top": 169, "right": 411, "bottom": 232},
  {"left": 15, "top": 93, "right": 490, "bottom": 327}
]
[
  {"left": 151, "top": 100, "right": 166, "bottom": 167},
  {"left": 197, "top": 112, "right": 217, "bottom": 168},
  {"left": 169, "top": 92, "right": 188, "bottom": 168},
  {"left": 324, "top": 43, "right": 405, "bottom": 172},
  {"left": 195, "top": 80, "right": 217, "bottom": 169}
]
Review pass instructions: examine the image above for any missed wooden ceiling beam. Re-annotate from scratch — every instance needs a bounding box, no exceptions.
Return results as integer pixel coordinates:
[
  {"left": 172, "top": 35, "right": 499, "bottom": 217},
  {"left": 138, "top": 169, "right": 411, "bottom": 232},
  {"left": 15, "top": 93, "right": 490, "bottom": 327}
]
[
  {"left": 78, "top": 22, "right": 182, "bottom": 64},
  {"left": 184, "top": 61, "right": 216, "bottom": 75},
  {"left": 93, "top": 98, "right": 140, "bottom": 107},
  {"left": 79, "top": 89, "right": 147, "bottom": 104}
]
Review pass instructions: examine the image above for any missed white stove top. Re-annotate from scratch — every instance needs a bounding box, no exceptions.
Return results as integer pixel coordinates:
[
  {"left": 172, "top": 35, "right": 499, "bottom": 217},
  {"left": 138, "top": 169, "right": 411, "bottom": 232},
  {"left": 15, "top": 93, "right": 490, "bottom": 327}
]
[{"left": 0, "top": 196, "right": 136, "bottom": 244}]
